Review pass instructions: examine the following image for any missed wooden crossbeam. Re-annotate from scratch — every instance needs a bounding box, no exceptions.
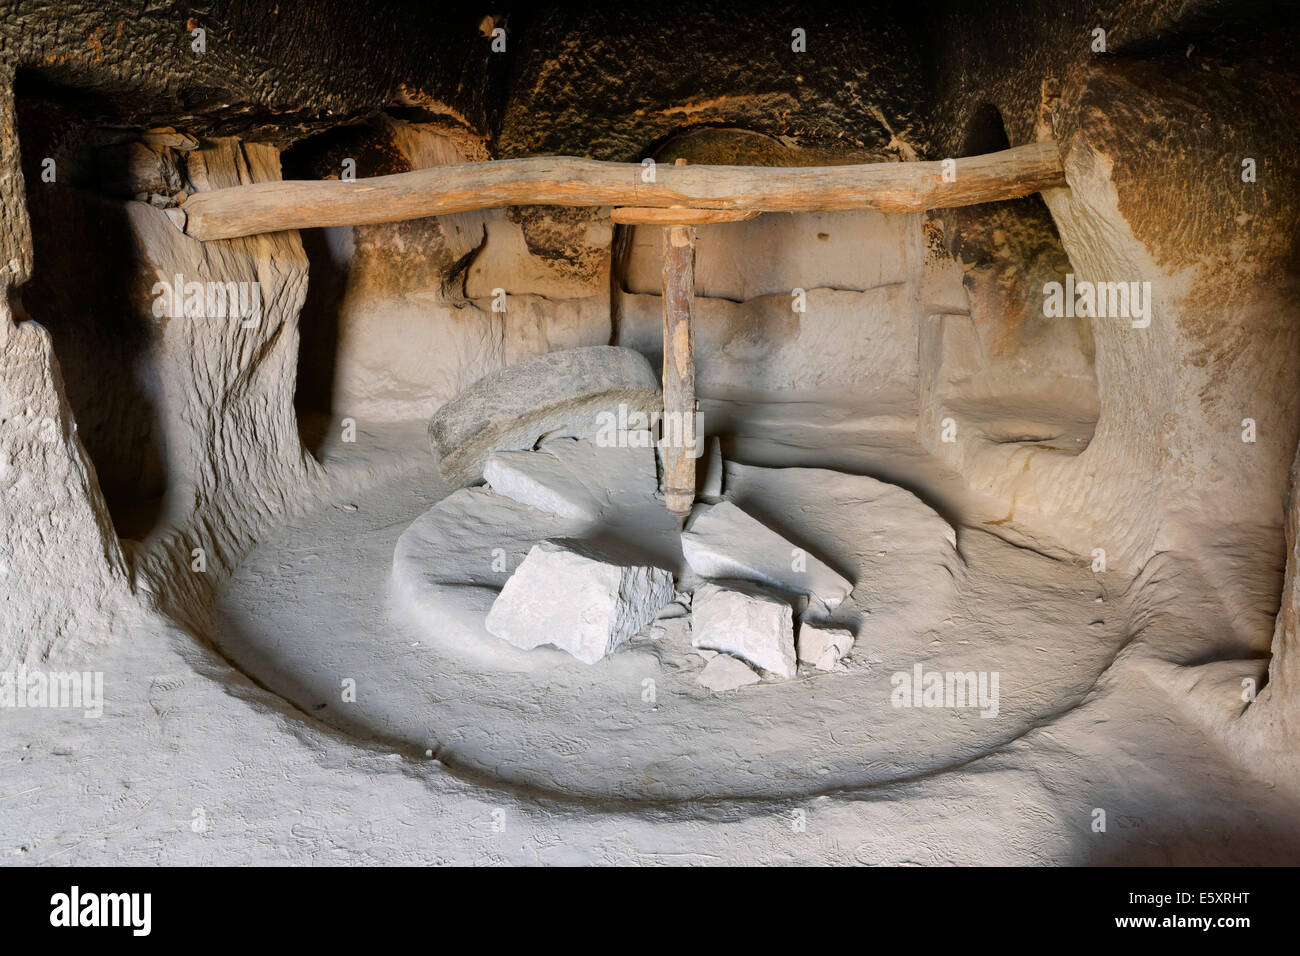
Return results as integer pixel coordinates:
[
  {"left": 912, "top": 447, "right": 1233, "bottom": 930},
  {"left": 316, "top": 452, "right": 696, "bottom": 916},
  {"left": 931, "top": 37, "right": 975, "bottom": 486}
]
[
  {"left": 612, "top": 207, "right": 760, "bottom": 225},
  {"left": 167, "top": 141, "right": 1065, "bottom": 241}
]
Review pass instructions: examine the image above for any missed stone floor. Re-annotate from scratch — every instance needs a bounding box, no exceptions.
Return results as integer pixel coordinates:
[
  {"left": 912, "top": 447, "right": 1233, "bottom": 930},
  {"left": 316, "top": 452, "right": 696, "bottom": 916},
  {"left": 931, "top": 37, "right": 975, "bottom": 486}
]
[{"left": 3, "top": 400, "right": 1297, "bottom": 865}]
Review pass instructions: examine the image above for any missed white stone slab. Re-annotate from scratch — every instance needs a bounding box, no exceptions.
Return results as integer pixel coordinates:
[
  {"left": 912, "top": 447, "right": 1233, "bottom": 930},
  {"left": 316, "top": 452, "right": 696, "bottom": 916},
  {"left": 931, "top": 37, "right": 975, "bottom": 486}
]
[
  {"left": 486, "top": 539, "right": 674, "bottom": 664},
  {"left": 699, "top": 436, "right": 724, "bottom": 501},
  {"left": 681, "top": 500, "right": 853, "bottom": 608},
  {"left": 697, "top": 654, "right": 761, "bottom": 692},
  {"left": 691, "top": 581, "right": 796, "bottom": 679},
  {"left": 797, "top": 623, "right": 855, "bottom": 672},
  {"left": 484, "top": 437, "right": 656, "bottom": 521}
]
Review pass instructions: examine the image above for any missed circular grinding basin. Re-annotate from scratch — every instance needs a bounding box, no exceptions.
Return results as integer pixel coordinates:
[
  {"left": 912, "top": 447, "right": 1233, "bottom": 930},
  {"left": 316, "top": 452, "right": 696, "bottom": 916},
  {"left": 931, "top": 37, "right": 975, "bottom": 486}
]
[{"left": 215, "top": 457, "right": 1126, "bottom": 804}]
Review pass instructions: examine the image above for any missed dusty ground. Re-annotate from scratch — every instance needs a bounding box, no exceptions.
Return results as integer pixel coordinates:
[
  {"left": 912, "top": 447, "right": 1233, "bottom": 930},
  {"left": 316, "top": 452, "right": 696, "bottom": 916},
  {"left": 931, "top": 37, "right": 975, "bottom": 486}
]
[{"left": 3, "top": 398, "right": 1298, "bottom": 865}]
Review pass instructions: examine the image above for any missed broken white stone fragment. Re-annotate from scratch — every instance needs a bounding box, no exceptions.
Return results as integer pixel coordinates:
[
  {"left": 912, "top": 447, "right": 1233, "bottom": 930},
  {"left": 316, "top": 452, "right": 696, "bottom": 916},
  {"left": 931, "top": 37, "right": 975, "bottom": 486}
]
[
  {"left": 797, "top": 623, "right": 855, "bottom": 672},
  {"left": 486, "top": 539, "right": 674, "bottom": 664},
  {"left": 681, "top": 500, "right": 853, "bottom": 608},
  {"left": 691, "top": 581, "right": 796, "bottom": 679},
  {"left": 484, "top": 437, "right": 656, "bottom": 521},
  {"left": 655, "top": 600, "right": 690, "bottom": 620},
  {"left": 649, "top": 616, "right": 690, "bottom": 644},
  {"left": 697, "top": 654, "right": 761, "bottom": 692}
]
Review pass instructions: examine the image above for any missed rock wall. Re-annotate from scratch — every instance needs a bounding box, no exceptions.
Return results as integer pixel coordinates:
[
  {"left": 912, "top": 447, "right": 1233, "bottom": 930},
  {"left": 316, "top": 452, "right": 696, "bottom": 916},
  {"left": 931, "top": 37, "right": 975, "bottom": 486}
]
[
  {"left": 0, "top": 68, "right": 137, "bottom": 667},
  {"left": 1, "top": 0, "right": 1298, "bottom": 783},
  {"left": 497, "top": 1, "right": 929, "bottom": 161},
  {"left": 123, "top": 140, "right": 316, "bottom": 631},
  {"left": 0, "top": 1, "right": 504, "bottom": 666},
  {"left": 4, "top": 129, "right": 314, "bottom": 664},
  {"left": 924, "top": 1, "right": 1300, "bottom": 579},
  {"left": 616, "top": 213, "right": 923, "bottom": 396},
  {"left": 611, "top": 128, "right": 926, "bottom": 398},
  {"left": 1248, "top": 443, "right": 1300, "bottom": 766},
  {"left": 924, "top": 0, "right": 1300, "bottom": 770},
  {"left": 289, "top": 120, "right": 612, "bottom": 426}
]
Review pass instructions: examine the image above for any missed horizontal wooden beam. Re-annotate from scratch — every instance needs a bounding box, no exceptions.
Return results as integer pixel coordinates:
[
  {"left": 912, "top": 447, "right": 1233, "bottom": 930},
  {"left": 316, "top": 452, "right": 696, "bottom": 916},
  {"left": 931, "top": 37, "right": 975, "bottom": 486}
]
[
  {"left": 170, "top": 141, "right": 1064, "bottom": 241},
  {"left": 611, "top": 206, "right": 761, "bottom": 225}
]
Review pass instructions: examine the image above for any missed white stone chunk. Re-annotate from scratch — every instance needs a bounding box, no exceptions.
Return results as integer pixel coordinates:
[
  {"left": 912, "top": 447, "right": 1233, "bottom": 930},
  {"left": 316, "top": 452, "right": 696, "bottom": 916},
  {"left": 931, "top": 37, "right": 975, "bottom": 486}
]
[
  {"left": 691, "top": 582, "right": 796, "bottom": 679},
  {"left": 697, "top": 654, "right": 761, "bottom": 692},
  {"left": 655, "top": 600, "right": 690, "bottom": 620},
  {"left": 484, "top": 437, "right": 656, "bottom": 521},
  {"left": 486, "top": 539, "right": 674, "bottom": 664},
  {"left": 797, "top": 623, "right": 855, "bottom": 672},
  {"left": 681, "top": 500, "right": 853, "bottom": 608},
  {"left": 649, "top": 617, "right": 690, "bottom": 644},
  {"left": 699, "top": 436, "right": 724, "bottom": 501}
]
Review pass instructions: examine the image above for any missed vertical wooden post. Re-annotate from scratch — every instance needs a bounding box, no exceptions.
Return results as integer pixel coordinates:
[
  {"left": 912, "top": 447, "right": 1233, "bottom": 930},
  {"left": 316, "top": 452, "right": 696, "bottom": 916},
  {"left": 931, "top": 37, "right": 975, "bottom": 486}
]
[{"left": 661, "top": 159, "right": 697, "bottom": 523}]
